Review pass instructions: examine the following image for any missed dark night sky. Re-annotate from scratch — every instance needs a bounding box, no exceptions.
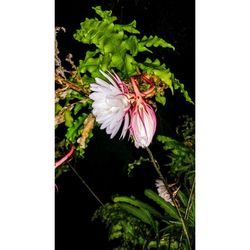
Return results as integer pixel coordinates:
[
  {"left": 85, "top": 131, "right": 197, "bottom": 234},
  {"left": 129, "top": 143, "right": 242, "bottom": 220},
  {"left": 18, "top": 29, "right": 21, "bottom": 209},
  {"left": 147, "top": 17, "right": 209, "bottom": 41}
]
[{"left": 55, "top": 0, "right": 194, "bottom": 249}]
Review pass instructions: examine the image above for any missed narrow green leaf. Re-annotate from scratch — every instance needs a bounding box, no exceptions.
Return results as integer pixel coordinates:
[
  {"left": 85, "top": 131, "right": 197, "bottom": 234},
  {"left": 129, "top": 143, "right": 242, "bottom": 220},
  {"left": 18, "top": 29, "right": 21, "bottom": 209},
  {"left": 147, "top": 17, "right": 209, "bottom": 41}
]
[
  {"left": 113, "top": 196, "right": 163, "bottom": 219},
  {"left": 144, "top": 189, "right": 180, "bottom": 220},
  {"left": 118, "top": 203, "right": 152, "bottom": 225},
  {"left": 176, "top": 190, "right": 188, "bottom": 207}
]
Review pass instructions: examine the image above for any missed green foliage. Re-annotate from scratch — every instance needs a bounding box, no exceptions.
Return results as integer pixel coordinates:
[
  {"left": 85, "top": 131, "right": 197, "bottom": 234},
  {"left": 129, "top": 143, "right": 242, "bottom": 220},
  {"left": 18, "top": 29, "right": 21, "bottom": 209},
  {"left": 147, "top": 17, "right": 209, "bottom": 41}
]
[
  {"left": 64, "top": 110, "right": 73, "bottom": 127},
  {"left": 172, "top": 76, "right": 194, "bottom": 104},
  {"left": 56, "top": 6, "right": 195, "bottom": 249},
  {"left": 155, "top": 92, "right": 166, "bottom": 106},
  {"left": 73, "top": 6, "right": 192, "bottom": 105},
  {"left": 156, "top": 135, "right": 194, "bottom": 177},
  {"left": 94, "top": 186, "right": 194, "bottom": 249},
  {"left": 148, "top": 239, "right": 179, "bottom": 250},
  {"left": 93, "top": 203, "right": 152, "bottom": 249},
  {"left": 113, "top": 196, "right": 163, "bottom": 219},
  {"left": 93, "top": 116, "right": 195, "bottom": 249},
  {"left": 65, "top": 113, "right": 87, "bottom": 143}
]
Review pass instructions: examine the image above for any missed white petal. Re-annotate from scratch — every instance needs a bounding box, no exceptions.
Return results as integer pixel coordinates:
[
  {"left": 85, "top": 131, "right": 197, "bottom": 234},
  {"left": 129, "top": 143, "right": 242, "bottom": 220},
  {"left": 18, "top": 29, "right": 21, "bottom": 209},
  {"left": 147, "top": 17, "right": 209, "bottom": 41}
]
[
  {"left": 110, "top": 119, "right": 123, "bottom": 138},
  {"left": 99, "top": 70, "right": 118, "bottom": 88},
  {"left": 120, "top": 113, "right": 130, "bottom": 139}
]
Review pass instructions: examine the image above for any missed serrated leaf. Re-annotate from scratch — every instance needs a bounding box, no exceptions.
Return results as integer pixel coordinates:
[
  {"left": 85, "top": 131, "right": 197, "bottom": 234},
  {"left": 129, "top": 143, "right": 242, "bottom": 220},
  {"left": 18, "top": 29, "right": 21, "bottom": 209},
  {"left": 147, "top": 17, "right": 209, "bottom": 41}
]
[
  {"left": 172, "top": 76, "right": 194, "bottom": 104},
  {"left": 66, "top": 113, "right": 88, "bottom": 143},
  {"left": 92, "top": 6, "right": 117, "bottom": 22},
  {"left": 124, "top": 36, "right": 138, "bottom": 56},
  {"left": 116, "top": 20, "right": 140, "bottom": 34},
  {"left": 124, "top": 54, "right": 137, "bottom": 76},
  {"left": 73, "top": 102, "right": 83, "bottom": 115},
  {"left": 139, "top": 35, "right": 175, "bottom": 50}
]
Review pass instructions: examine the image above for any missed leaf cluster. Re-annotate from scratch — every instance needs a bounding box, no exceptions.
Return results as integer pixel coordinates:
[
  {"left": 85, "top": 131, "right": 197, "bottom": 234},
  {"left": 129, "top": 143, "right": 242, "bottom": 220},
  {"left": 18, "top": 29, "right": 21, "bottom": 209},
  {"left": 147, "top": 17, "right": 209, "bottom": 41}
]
[
  {"left": 55, "top": 5, "right": 193, "bottom": 175},
  {"left": 156, "top": 117, "right": 195, "bottom": 182},
  {"left": 73, "top": 6, "right": 193, "bottom": 105},
  {"left": 94, "top": 188, "right": 194, "bottom": 249},
  {"left": 93, "top": 203, "right": 151, "bottom": 249}
]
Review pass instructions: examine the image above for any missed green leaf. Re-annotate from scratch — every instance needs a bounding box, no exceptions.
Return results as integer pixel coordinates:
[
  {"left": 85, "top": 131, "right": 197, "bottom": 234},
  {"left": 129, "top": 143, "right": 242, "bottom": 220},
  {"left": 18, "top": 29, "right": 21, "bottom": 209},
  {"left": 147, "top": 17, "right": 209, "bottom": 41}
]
[
  {"left": 113, "top": 196, "right": 163, "bottom": 219},
  {"left": 176, "top": 190, "right": 188, "bottom": 207},
  {"left": 55, "top": 103, "right": 62, "bottom": 115},
  {"left": 64, "top": 110, "right": 73, "bottom": 127},
  {"left": 172, "top": 76, "right": 194, "bottom": 104},
  {"left": 92, "top": 6, "right": 117, "bottom": 23},
  {"left": 118, "top": 203, "right": 158, "bottom": 235},
  {"left": 73, "top": 102, "right": 83, "bottom": 115},
  {"left": 188, "top": 202, "right": 195, "bottom": 227},
  {"left": 139, "top": 35, "right": 175, "bottom": 50},
  {"left": 155, "top": 92, "right": 166, "bottom": 106},
  {"left": 124, "top": 54, "right": 137, "bottom": 76},
  {"left": 144, "top": 189, "right": 180, "bottom": 220},
  {"left": 124, "top": 36, "right": 139, "bottom": 56},
  {"left": 116, "top": 20, "right": 140, "bottom": 34},
  {"left": 66, "top": 113, "right": 88, "bottom": 143},
  {"left": 139, "top": 58, "right": 173, "bottom": 90}
]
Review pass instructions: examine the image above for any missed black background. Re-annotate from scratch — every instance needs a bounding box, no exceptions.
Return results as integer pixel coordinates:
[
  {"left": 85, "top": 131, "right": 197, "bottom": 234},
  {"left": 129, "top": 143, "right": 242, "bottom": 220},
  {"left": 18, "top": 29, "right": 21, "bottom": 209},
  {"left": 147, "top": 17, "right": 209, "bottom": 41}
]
[{"left": 55, "top": 0, "right": 194, "bottom": 249}]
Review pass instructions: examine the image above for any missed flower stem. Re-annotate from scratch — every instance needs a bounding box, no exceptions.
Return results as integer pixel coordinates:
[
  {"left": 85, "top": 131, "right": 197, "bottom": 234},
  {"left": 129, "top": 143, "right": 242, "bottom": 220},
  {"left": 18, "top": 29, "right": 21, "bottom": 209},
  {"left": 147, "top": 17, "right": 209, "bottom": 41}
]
[{"left": 146, "top": 147, "right": 192, "bottom": 250}]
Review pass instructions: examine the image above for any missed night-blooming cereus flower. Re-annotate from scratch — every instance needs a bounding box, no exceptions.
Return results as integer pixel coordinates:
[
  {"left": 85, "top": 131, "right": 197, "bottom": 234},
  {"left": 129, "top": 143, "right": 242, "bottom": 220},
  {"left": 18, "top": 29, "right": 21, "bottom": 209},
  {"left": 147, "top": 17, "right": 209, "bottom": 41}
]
[
  {"left": 89, "top": 70, "right": 130, "bottom": 139},
  {"left": 155, "top": 179, "right": 174, "bottom": 206},
  {"left": 129, "top": 77, "right": 157, "bottom": 148}
]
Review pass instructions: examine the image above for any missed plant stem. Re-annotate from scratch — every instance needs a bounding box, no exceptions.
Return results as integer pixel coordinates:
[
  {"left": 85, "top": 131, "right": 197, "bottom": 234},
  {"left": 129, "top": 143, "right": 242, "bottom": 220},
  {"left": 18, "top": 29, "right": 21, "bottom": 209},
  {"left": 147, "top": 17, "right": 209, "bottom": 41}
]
[
  {"left": 55, "top": 145, "right": 75, "bottom": 169},
  {"left": 178, "top": 177, "right": 195, "bottom": 249},
  {"left": 69, "top": 165, "right": 104, "bottom": 206},
  {"left": 146, "top": 147, "right": 192, "bottom": 250}
]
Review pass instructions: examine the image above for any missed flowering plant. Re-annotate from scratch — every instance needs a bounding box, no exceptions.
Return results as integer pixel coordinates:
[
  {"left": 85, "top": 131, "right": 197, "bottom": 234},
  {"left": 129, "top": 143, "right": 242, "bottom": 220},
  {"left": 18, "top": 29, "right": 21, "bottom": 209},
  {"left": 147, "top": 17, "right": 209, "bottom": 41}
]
[{"left": 55, "top": 5, "right": 194, "bottom": 250}]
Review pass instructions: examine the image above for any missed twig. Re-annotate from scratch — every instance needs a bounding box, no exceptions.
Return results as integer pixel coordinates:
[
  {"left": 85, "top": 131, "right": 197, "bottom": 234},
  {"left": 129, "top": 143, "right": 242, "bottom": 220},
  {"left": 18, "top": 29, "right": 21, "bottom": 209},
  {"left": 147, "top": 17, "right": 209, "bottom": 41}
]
[{"left": 55, "top": 74, "right": 88, "bottom": 95}]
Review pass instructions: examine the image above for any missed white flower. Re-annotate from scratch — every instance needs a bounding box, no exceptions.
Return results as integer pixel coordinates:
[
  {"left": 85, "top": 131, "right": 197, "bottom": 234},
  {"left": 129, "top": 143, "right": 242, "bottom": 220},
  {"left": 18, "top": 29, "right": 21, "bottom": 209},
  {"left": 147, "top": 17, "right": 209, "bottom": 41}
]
[
  {"left": 155, "top": 179, "right": 174, "bottom": 205},
  {"left": 89, "top": 70, "right": 131, "bottom": 139}
]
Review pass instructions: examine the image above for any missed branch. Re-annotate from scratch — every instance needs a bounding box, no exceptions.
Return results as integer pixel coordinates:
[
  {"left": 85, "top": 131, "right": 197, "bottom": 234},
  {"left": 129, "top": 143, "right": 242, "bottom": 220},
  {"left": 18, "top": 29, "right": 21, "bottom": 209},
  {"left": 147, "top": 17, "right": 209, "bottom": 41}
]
[{"left": 55, "top": 74, "right": 89, "bottom": 95}]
